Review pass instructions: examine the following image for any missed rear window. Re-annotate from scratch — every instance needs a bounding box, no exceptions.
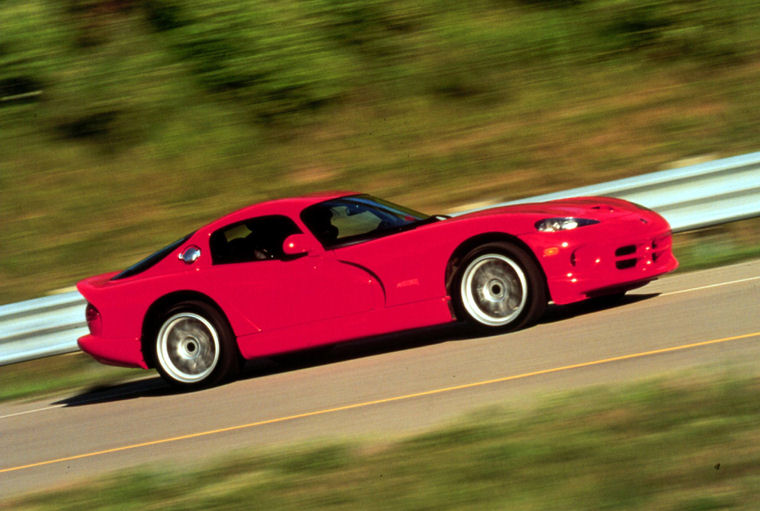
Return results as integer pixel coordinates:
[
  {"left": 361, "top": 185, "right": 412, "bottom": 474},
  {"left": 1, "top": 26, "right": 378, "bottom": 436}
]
[{"left": 111, "top": 232, "right": 194, "bottom": 280}]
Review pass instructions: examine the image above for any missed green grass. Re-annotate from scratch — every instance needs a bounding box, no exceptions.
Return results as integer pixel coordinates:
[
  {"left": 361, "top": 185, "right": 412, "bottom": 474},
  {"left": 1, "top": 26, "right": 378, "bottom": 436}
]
[
  {"left": 673, "top": 217, "right": 760, "bottom": 273},
  {"left": 5, "top": 370, "right": 760, "bottom": 509},
  {"left": 3, "top": 0, "right": 760, "bottom": 303},
  {"left": 0, "top": 352, "right": 143, "bottom": 403}
]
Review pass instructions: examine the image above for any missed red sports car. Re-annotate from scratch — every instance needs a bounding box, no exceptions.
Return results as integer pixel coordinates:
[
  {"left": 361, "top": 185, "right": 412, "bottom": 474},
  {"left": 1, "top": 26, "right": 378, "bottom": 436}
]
[{"left": 77, "top": 192, "right": 677, "bottom": 388}]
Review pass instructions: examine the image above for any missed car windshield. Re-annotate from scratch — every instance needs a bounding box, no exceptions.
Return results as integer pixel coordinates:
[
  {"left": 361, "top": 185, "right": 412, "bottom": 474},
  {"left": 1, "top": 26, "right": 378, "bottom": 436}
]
[{"left": 301, "top": 194, "right": 433, "bottom": 248}]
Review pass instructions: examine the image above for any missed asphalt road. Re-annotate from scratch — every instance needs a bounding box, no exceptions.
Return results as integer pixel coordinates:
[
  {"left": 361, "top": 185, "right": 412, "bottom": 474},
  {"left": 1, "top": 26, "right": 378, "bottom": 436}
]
[{"left": 2, "top": 259, "right": 759, "bottom": 501}]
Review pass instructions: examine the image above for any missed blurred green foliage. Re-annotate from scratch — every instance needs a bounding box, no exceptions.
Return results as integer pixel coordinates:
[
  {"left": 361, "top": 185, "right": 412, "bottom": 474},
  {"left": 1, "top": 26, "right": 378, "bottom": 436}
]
[
  {"left": 3, "top": 0, "right": 757, "bottom": 138},
  {"left": 3, "top": 0, "right": 758, "bottom": 132},
  {"left": 2, "top": 0, "right": 760, "bottom": 302},
  {"left": 143, "top": 1, "right": 355, "bottom": 120}
]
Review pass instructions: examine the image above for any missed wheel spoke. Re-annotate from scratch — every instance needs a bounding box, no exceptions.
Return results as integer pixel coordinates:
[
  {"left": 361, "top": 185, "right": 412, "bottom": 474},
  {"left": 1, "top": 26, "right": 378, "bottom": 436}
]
[
  {"left": 461, "top": 253, "right": 528, "bottom": 327},
  {"left": 157, "top": 312, "right": 221, "bottom": 384}
]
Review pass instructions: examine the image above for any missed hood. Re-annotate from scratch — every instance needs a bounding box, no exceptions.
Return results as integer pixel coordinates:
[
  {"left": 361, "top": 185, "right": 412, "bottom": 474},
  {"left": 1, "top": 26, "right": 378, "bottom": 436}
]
[{"left": 454, "top": 196, "right": 641, "bottom": 222}]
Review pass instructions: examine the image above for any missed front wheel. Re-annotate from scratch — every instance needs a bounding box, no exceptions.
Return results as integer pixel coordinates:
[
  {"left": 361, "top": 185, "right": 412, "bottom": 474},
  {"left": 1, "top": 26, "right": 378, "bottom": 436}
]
[
  {"left": 454, "top": 242, "right": 546, "bottom": 331},
  {"left": 154, "top": 301, "right": 240, "bottom": 388}
]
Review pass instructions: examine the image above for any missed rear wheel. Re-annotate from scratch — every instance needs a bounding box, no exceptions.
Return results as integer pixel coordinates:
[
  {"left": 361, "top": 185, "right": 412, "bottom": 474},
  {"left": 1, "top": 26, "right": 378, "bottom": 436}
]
[
  {"left": 154, "top": 301, "right": 240, "bottom": 388},
  {"left": 454, "top": 242, "right": 546, "bottom": 331}
]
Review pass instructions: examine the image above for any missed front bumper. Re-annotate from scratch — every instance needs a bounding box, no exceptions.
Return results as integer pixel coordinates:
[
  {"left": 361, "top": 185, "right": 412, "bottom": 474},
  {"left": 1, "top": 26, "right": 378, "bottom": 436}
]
[
  {"left": 78, "top": 334, "right": 148, "bottom": 369},
  {"left": 528, "top": 216, "right": 678, "bottom": 305}
]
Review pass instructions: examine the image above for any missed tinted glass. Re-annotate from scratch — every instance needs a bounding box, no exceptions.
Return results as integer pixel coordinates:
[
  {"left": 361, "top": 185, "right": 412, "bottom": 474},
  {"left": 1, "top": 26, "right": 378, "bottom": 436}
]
[
  {"left": 210, "top": 215, "right": 302, "bottom": 264},
  {"left": 112, "top": 232, "right": 195, "bottom": 280},
  {"left": 301, "top": 194, "right": 431, "bottom": 248}
]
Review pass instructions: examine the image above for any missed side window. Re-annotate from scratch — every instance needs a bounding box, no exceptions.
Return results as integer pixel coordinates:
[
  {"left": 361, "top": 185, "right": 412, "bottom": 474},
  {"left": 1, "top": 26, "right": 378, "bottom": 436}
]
[
  {"left": 330, "top": 205, "right": 382, "bottom": 238},
  {"left": 302, "top": 201, "right": 383, "bottom": 247},
  {"left": 209, "top": 215, "right": 301, "bottom": 264}
]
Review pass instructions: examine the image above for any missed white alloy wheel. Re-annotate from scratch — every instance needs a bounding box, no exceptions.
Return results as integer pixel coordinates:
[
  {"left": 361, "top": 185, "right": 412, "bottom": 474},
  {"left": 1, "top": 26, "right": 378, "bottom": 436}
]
[
  {"left": 460, "top": 253, "right": 529, "bottom": 327},
  {"left": 156, "top": 312, "right": 221, "bottom": 384}
]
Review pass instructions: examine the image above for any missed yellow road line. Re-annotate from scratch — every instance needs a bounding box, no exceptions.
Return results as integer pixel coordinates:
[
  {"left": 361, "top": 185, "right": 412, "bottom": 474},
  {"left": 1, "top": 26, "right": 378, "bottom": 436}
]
[
  {"left": 661, "top": 275, "right": 760, "bottom": 297},
  {"left": 3, "top": 330, "right": 759, "bottom": 474}
]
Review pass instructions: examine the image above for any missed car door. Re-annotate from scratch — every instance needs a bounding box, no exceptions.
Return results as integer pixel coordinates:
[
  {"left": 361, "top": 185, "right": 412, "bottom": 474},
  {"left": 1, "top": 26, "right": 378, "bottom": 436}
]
[
  {"left": 300, "top": 196, "right": 450, "bottom": 308},
  {"left": 205, "top": 214, "right": 383, "bottom": 333}
]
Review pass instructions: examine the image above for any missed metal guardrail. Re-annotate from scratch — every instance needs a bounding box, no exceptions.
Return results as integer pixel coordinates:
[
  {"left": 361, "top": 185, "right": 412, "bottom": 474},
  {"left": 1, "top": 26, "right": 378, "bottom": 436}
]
[
  {"left": 2, "top": 151, "right": 760, "bottom": 365},
  {"left": 0, "top": 292, "right": 88, "bottom": 365},
  {"left": 483, "top": 151, "right": 760, "bottom": 233}
]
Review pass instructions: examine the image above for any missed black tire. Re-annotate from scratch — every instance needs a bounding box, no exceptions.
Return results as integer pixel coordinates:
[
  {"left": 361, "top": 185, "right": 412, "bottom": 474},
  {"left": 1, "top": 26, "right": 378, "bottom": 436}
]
[
  {"left": 154, "top": 301, "right": 241, "bottom": 388},
  {"left": 453, "top": 242, "right": 546, "bottom": 332}
]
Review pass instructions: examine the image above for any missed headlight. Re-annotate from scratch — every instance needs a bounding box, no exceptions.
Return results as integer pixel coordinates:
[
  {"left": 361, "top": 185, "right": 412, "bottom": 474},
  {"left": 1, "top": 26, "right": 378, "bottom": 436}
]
[{"left": 535, "top": 217, "right": 599, "bottom": 232}]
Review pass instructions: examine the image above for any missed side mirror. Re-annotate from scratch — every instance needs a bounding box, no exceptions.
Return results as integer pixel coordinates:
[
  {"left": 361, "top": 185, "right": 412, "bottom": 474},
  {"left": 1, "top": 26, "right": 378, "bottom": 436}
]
[{"left": 282, "top": 234, "right": 322, "bottom": 257}]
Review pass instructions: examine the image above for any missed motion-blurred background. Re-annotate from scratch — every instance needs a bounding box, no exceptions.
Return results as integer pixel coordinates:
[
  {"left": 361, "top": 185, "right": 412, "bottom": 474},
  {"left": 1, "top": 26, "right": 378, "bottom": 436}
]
[{"left": 3, "top": 0, "right": 760, "bottom": 302}]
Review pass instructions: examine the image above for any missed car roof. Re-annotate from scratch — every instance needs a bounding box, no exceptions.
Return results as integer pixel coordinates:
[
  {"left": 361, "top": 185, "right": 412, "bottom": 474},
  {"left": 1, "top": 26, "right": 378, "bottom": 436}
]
[{"left": 201, "top": 191, "right": 357, "bottom": 232}]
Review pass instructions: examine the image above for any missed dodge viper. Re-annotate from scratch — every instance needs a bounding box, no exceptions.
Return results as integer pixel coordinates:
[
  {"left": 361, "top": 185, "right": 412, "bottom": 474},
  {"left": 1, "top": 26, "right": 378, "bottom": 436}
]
[{"left": 77, "top": 192, "right": 678, "bottom": 388}]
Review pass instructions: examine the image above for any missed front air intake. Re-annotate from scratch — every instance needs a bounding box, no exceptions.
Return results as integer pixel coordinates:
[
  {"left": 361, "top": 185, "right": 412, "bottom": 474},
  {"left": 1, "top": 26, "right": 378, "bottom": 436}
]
[{"left": 616, "top": 259, "right": 637, "bottom": 270}]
